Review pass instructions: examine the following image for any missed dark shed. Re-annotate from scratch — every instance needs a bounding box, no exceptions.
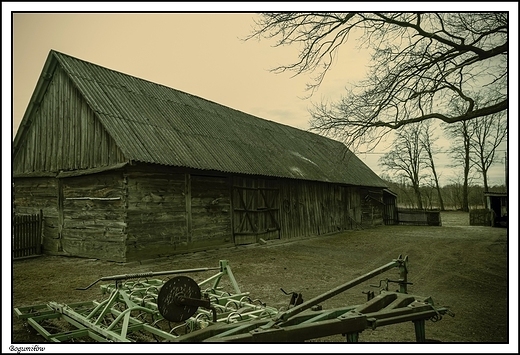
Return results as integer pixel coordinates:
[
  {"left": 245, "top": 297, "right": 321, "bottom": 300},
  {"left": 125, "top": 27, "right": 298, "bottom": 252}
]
[
  {"left": 484, "top": 192, "right": 508, "bottom": 227},
  {"left": 13, "top": 50, "right": 395, "bottom": 262}
]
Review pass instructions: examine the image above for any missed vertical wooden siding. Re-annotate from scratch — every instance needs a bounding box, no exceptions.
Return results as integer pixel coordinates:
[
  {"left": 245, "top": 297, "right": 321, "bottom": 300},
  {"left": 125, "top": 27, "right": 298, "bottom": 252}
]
[
  {"left": 232, "top": 177, "right": 366, "bottom": 243},
  {"left": 383, "top": 191, "right": 398, "bottom": 225},
  {"left": 360, "top": 189, "right": 385, "bottom": 226},
  {"left": 12, "top": 211, "right": 43, "bottom": 259},
  {"left": 13, "top": 66, "right": 126, "bottom": 175},
  {"left": 232, "top": 176, "right": 280, "bottom": 245}
]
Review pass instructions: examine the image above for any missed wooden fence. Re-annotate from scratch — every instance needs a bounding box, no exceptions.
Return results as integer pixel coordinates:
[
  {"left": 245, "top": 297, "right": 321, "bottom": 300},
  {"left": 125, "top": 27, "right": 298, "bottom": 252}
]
[
  {"left": 469, "top": 209, "right": 493, "bottom": 226},
  {"left": 397, "top": 209, "right": 442, "bottom": 226},
  {"left": 12, "top": 211, "right": 43, "bottom": 259}
]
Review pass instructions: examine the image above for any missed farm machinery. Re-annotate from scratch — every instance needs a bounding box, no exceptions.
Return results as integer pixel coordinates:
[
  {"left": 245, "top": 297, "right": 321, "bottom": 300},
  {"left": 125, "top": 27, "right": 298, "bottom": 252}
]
[{"left": 14, "top": 255, "right": 453, "bottom": 342}]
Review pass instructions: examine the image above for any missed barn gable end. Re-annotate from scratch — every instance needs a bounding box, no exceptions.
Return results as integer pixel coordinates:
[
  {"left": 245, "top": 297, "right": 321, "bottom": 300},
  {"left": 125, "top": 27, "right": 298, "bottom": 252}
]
[{"left": 13, "top": 65, "right": 126, "bottom": 176}]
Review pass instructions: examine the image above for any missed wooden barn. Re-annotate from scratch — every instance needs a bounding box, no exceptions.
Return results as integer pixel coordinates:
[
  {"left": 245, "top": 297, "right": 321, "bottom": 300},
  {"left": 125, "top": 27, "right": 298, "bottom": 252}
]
[{"left": 13, "top": 50, "right": 395, "bottom": 262}]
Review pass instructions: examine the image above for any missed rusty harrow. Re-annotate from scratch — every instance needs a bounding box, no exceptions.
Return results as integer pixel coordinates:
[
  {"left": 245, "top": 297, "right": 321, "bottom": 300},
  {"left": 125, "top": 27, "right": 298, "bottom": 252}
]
[{"left": 14, "top": 256, "right": 453, "bottom": 342}]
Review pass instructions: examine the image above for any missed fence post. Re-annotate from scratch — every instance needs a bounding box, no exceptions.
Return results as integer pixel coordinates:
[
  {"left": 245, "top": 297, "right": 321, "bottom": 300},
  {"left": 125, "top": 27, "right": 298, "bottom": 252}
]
[{"left": 38, "top": 209, "right": 43, "bottom": 254}]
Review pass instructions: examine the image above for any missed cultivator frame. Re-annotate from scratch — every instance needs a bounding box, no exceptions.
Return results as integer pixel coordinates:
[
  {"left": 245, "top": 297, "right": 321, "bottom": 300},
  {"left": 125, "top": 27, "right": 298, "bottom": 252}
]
[{"left": 14, "top": 255, "right": 453, "bottom": 342}]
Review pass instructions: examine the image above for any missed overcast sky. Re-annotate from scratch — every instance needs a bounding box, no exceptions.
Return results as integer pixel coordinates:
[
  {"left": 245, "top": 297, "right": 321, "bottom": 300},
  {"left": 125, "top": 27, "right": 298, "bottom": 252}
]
[
  {"left": 2, "top": 4, "right": 518, "bottom": 353},
  {"left": 5, "top": 4, "right": 517, "bottom": 187}
]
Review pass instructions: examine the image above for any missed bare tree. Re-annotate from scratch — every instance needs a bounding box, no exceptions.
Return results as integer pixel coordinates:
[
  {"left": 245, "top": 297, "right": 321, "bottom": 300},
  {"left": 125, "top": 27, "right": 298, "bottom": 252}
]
[
  {"left": 467, "top": 111, "right": 507, "bottom": 192},
  {"left": 247, "top": 13, "right": 508, "bottom": 149},
  {"left": 442, "top": 179, "right": 465, "bottom": 210},
  {"left": 419, "top": 122, "right": 445, "bottom": 210},
  {"left": 381, "top": 174, "right": 417, "bottom": 208},
  {"left": 444, "top": 120, "right": 473, "bottom": 212},
  {"left": 379, "top": 122, "right": 426, "bottom": 209}
]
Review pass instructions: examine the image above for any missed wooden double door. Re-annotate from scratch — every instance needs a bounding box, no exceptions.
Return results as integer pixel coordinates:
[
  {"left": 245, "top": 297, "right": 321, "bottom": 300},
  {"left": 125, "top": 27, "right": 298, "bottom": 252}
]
[{"left": 232, "top": 177, "right": 280, "bottom": 245}]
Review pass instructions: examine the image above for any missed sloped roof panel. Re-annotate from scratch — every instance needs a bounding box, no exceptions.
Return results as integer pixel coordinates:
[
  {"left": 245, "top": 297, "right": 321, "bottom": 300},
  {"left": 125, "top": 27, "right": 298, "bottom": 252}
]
[{"left": 51, "top": 50, "right": 386, "bottom": 187}]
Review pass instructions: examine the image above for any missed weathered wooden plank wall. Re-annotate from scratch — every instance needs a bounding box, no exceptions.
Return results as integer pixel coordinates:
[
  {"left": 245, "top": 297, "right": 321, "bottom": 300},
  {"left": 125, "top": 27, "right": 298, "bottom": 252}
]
[
  {"left": 231, "top": 177, "right": 370, "bottom": 243},
  {"left": 60, "top": 172, "right": 127, "bottom": 261},
  {"left": 13, "top": 167, "right": 387, "bottom": 262},
  {"left": 13, "top": 177, "right": 60, "bottom": 252},
  {"left": 12, "top": 211, "right": 43, "bottom": 259},
  {"left": 232, "top": 176, "right": 280, "bottom": 245},
  {"left": 190, "top": 174, "right": 232, "bottom": 247},
  {"left": 277, "top": 180, "right": 362, "bottom": 240},
  {"left": 397, "top": 209, "right": 442, "bottom": 226},
  {"left": 469, "top": 209, "right": 492, "bottom": 226},
  {"left": 383, "top": 191, "right": 398, "bottom": 225},
  {"left": 125, "top": 169, "right": 233, "bottom": 261},
  {"left": 360, "top": 189, "right": 385, "bottom": 226},
  {"left": 13, "top": 66, "right": 126, "bottom": 175},
  {"left": 125, "top": 170, "right": 186, "bottom": 261}
]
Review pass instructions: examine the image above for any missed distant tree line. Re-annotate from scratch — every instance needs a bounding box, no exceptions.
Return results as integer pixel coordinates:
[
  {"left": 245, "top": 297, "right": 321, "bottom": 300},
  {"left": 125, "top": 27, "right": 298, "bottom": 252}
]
[
  {"left": 378, "top": 112, "right": 506, "bottom": 212},
  {"left": 382, "top": 177, "right": 506, "bottom": 211}
]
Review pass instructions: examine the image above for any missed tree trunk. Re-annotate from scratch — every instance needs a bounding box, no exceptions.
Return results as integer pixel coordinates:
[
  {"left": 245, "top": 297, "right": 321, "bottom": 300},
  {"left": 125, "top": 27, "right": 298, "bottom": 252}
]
[
  {"left": 427, "top": 151, "right": 445, "bottom": 211},
  {"left": 413, "top": 184, "right": 423, "bottom": 210},
  {"left": 435, "top": 179, "right": 445, "bottom": 211},
  {"left": 462, "top": 154, "right": 470, "bottom": 212},
  {"left": 462, "top": 124, "right": 471, "bottom": 212},
  {"left": 482, "top": 166, "right": 489, "bottom": 193}
]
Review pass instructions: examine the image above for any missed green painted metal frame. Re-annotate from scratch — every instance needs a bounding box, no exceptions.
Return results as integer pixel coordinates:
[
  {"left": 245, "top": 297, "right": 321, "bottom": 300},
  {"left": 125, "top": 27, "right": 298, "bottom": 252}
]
[
  {"left": 14, "top": 256, "right": 453, "bottom": 343},
  {"left": 14, "top": 260, "right": 278, "bottom": 342}
]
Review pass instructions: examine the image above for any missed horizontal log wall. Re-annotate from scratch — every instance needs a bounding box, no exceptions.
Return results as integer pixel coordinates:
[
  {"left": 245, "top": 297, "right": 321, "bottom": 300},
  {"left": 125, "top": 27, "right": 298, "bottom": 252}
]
[
  {"left": 60, "top": 171, "right": 127, "bottom": 261},
  {"left": 13, "top": 177, "right": 60, "bottom": 252},
  {"left": 125, "top": 170, "right": 187, "bottom": 261},
  {"left": 190, "top": 175, "right": 232, "bottom": 247},
  {"left": 14, "top": 167, "right": 387, "bottom": 262},
  {"left": 125, "top": 169, "right": 234, "bottom": 261}
]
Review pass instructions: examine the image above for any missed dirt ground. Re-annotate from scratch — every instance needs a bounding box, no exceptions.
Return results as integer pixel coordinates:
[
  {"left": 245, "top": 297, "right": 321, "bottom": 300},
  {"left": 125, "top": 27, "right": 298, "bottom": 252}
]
[{"left": 9, "top": 211, "right": 511, "bottom": 350}]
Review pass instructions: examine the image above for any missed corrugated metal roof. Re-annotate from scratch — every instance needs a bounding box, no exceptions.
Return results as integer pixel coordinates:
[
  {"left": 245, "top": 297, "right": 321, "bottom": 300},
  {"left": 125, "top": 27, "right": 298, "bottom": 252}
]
[{"left": 50, "top": 50, "right": 387, "bottom": 187}]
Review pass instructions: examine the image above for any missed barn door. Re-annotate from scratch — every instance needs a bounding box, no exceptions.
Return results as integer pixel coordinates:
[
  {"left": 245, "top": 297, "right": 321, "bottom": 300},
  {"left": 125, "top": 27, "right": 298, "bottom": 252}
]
[
  {"left": 383, "top": 190, "right": 398, "bottom": 225},
  {"left": 232, "top": 178, "right": 280, "bottom": 245}
]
